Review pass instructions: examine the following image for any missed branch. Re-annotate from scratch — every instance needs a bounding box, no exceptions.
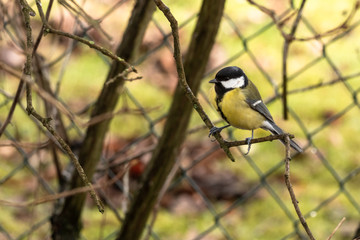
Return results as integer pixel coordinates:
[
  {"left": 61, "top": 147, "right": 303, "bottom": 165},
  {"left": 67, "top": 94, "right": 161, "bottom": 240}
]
[
  {"left": 289, "top": 72, "right": 360, "bottom": 94},
  {"left": 327, "top": 217, "right": 346, "bottom": 240},
  {"left": 296, "top": 0, "right": 360, "bottom": 41},
  {"left": 59, "top": 0, "right": 113, "bottom": 41},
  {"left": 246, "top": 0, "right": 292, "bottom": 40},
  {"left": 18, "top": 0, "right": 104, "bottom": 213},
  {"left": 0, "top": 76, "right": 25, "bottom": 137},
  {"left": 26, "top": 110, "right": 105, "bottom": 214},
  {"left": 35, "top": 0, "right": 137, "bottom": 75},
  {"left": 0, "top": 0, "right": 36, "bottom": 137},
  {"left": 284, "top": 135, "right": 315, "bottom": 240},
  {"left": 0, "top": 169, "right": 124, "bottom": 208},
  {"left": 247, "top": 0, "right": 359, "bottom": 42},
  {"left": 282, "top": 0, "right": 307, "bottom": 120},
  {"left": 225, "top": 133, "right": 294, "bottom": 148},
  {"left": 153, "top": 0, "right": 235, "bottom": 162},
  {"left": 1, "top": 66, "right": 150, "bottom": 131}
]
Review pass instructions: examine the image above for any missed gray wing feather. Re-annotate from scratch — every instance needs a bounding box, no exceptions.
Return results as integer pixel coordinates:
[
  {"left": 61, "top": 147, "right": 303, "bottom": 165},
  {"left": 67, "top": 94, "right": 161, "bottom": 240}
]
[
  {"left": 246, "top": 99, "right": 303, "bottom": 153},
  {"left": 246, "top": 99, "right": 274, "bottom": 123},
  {"left": 243, "top": 81, "right": 302, "bottom": 152}
]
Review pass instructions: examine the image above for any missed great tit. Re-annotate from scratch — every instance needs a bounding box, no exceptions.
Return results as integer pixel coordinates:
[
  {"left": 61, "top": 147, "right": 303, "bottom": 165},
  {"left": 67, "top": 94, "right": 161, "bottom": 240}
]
[{"left": 208, "top": 66, "right": 302, "bottom": 154}]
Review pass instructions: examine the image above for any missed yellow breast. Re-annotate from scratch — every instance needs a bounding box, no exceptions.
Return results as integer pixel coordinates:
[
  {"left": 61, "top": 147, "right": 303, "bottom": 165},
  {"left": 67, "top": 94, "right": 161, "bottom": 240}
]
[{"left": 209, "top": 86, "right": 265, "bottom": 130}]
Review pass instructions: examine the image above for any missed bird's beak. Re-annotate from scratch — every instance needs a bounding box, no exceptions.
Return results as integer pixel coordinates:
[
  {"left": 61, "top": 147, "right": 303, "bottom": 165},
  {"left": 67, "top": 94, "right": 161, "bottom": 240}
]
[{"left": 209, "top": 78, "right": 218, "bottom": 83}]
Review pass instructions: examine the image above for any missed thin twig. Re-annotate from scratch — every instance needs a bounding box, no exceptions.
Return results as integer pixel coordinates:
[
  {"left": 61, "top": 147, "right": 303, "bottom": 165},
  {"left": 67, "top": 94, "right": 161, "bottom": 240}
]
[
  {"left": 327, "top": 217, "right": 346, "bottom": 240},
  {"left": 246, "top": 0, "right": 291, "bottom": 39},
  {"left": 282, "top": 0, "right": 307, "bottom": 120},
  {"left": 289, "top": 72, "right": 360, "bottom": 94},
  {"left": 2, "top": 60, "right": 151, "bottom": 130},
  {"left": 60, "top": 0, "right": 113, "bottom": 41},
  {"left": 296, "top": 0, "right": 360, "bottom": 41},
  {"left": 284, "top": 134, "right": 315, "bottom": 240},
  {"left": 7, "top": 67, "right": 78, "bottom": 123},
  {"left": 0, "top": 139, "right": 50, "bottom": 149},
  {"left": 32, "top": 0, "right": 54, "bottom": 54},
  {"left": 106, "top": 72, "right": 143, "bottom": 85},
  {"left": 97, "top": 145, "right": 156, "bottom": 171},
  {"left": 0, "top": 78, "right": 25, "bottom": 137},
  {"left": 0, "top": 169, "right": 124, "bottom": 208},
  {"left": 35, "top": 0, "right": 136, "bottom": 74},
  {"left": 247, "top": 0, "right": 358, "bottom": 42}
]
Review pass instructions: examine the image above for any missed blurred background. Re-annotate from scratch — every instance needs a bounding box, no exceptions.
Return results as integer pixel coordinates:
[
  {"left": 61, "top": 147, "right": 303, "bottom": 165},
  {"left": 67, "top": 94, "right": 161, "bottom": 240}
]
[{"left": 1, "top": 0, "right": 360, "bottom": 239}]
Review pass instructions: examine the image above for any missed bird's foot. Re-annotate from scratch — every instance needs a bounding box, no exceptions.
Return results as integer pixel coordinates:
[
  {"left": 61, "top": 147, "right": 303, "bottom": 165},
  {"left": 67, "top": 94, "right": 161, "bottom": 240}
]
[
  {"left": 244, "top": 130, "right": 254, "bottom": 155},
  {"left": 208, "top": 125, "right": 230, "bottom": 138},
  {"left": 209, "top": 127, "right": 222, "bottom": 137},
  {"left": 244, "top": 137, "right": 252, "bottom": 155}
]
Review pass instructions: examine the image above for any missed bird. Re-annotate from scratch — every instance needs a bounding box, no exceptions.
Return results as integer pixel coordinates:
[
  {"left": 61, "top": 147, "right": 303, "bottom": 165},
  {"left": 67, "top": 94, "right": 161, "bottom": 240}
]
[{"left": 208, "top": 66, "right": 302, "bottom": 154}]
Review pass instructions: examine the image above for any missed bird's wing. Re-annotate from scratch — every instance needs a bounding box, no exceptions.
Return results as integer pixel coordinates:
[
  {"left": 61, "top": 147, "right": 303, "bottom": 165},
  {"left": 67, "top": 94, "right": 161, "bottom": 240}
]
[
  {"left": 243, "top": 81, "right": 274, "bottom": 123},
  {"left": 246, "top": 98, "right": 274, "bottom": 122}
]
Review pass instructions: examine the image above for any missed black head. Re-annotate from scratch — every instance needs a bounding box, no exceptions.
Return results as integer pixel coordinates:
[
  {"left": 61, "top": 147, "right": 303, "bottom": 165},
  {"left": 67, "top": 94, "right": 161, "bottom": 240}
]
[
  {"left": 209, "top": 66, "right": 248, "bottom": 91},
  {"left": 215, "top": 66, "right": 245, "bottom": 81}
]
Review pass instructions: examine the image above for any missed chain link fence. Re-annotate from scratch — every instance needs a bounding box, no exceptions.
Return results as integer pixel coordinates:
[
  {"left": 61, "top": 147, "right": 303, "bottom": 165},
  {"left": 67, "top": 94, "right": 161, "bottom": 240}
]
[{"left": 1, "top": 0, "right": 360, "bottom": 239}]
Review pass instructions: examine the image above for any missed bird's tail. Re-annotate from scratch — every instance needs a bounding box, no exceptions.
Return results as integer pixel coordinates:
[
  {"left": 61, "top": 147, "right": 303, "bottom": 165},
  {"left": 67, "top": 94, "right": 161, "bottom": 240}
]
[{"left": 262, "top": 121, "right": 303, "bottom": 153}]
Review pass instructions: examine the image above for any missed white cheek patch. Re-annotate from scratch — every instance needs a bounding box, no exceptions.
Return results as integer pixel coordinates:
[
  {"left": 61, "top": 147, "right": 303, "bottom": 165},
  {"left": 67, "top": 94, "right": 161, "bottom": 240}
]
[{"left": 221, "top": 76, "right": 246, "bottom": 89}]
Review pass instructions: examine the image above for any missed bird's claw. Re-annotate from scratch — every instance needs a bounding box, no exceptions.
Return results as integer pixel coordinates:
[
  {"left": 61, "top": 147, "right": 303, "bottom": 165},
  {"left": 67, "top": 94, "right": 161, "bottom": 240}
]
[
  {"left": 208, "top": 125, "right": 230, "bottom": 138},
  {"left": 244, "top": 130, "right": 255, "bottom": 155},
  {"left": 209, "top": 126, "right": 221, "bottom": 137},
  {"left": 244, "top": 137, "right": 252, "bottom": 155}
]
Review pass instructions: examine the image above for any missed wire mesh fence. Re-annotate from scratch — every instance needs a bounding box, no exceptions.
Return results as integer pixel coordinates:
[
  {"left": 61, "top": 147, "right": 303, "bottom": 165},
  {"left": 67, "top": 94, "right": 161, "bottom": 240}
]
[{"left": 1, "top": 0, "right": 360, "bottom": 239}]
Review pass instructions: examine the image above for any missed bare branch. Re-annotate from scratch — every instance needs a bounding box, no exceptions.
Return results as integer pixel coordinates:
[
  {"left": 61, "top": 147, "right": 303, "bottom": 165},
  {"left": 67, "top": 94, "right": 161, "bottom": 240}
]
[
  {"left": 284, "top": 135, "right": 315, "bottom": 240},
  {"left": 282, "top": 0, "right": 307, "bottom": 120},
  {"left": 18, "top": 0, "right": 104, "bottom": 213},
  {"left": 225, "top": 133, "right": 295, "bottom": 148},
  {"left": 0, "top": 170, "right": 124, "bottom": 208},
  {"left": 35, "top": 0, "right": 137, "bottom": 74},
  {"left": 327, "top": 217, "right": 346, "bottom": 240},
  {"left": 153, "top": 0, "right": 235, "bottom": 162},
  {"left": 296, "top": 0, "right": 360, "bottom": 41},
  {"left": 247, "top": 0, "right": 359, "bottom": 42}
]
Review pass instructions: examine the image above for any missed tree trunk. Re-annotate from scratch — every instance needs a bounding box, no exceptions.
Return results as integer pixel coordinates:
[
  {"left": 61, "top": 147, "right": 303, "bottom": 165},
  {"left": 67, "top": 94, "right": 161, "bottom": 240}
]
[
  {"left": 116, "top": 0, "right": 226, "bottom": 239},
  {"left": 50, "top": 0, "right": 156, "bottom": 239}
]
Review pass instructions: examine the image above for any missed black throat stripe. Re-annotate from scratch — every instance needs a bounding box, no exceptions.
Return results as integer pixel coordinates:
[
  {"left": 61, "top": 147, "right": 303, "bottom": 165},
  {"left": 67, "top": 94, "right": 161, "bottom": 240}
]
[
  {"left": 215, "top": 96, "right": 229, "bottom": 124},
  {"left": 214, "top": 84, "right": 231, "bottom": 123},
  {"left": 214, "top": 84, "right": 229, "bottom": 100}
]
